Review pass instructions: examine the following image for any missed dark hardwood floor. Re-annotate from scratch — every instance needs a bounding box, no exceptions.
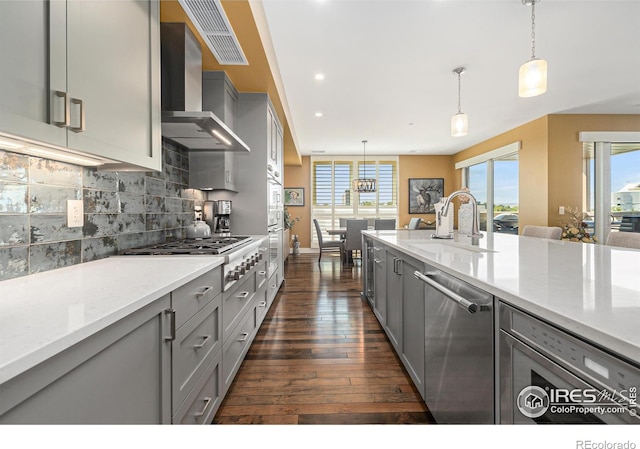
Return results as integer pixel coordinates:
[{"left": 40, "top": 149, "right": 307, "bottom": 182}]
[{"left": 213, "top": 252, "right": 434, "bottom": 425}]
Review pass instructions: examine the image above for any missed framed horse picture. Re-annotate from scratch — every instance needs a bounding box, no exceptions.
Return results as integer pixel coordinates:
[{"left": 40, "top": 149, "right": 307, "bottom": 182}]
[{"left": 409, "top": 178, "right": 443, "bottom": 214}]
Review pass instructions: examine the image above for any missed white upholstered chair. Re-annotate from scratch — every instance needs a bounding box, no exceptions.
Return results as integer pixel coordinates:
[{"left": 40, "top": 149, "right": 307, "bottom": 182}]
[
  {"left": 521, "top": 225, "right": 562, "bottom": 240},
  {"left": 606, "top": 232, "right": 640, "bottom": 249}
]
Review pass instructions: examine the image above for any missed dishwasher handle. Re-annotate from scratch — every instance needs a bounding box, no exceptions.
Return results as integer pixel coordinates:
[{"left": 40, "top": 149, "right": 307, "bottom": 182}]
[{"left": 413, "top": 271, "right": 479, "bottom": 314}]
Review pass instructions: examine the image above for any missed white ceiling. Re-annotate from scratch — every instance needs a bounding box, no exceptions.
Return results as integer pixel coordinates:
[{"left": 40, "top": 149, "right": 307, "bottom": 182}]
[{"left": 258, "top": 0, "right": 640, "bottom": 157}]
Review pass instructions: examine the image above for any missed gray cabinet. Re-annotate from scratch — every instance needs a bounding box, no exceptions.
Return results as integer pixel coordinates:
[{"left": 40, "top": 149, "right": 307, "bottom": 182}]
[
  {"left": 0, "top": 0, "right": 161, "bottom": 171},
  {"left": 0, "top": 297, "right": 172, "bottom": 424},
  {"left": 190, "top": 72, "right": 240, "bottom": 191},
  {"left": 368, "top": 239, "right": 426, "bottom": 401},
  {"left": 400, "top": 256, "right": 426, "bottom": 400},
  {"left": 385, "top": 250, "right": 403, "bottom": 351},
  {"left": 372, "top": 243, "right": 387, "bottom": 325},
  {"left": 170, "top": 265, "right": 223, "bottom": 424}
]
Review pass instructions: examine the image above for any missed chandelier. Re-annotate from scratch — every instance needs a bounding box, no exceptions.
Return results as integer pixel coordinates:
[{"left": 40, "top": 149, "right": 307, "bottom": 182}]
[{"left": 353, "top": 140, "right": 377, "bottom": 193}]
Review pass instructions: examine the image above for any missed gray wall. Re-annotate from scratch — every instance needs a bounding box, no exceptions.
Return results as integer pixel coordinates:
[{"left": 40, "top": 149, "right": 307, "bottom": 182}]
[{"left": 0, "top": 140, "right": 205, "bottom": 281}]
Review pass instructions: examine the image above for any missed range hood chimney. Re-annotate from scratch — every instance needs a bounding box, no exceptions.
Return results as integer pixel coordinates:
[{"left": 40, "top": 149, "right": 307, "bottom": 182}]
[{"left": 160, "top": 23, "right": 249, "bottom": 152}]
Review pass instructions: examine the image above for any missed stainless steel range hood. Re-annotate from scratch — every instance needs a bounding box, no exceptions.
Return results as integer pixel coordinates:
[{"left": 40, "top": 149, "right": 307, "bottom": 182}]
[{"left": 161, "top": 23, "right": 249, "bottom": 153}]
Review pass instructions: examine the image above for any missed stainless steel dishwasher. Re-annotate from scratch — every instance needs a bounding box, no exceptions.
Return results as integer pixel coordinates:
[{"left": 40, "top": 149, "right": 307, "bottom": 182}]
[{"left": 414, "top": 267, "right": 494, "bottom": 423}]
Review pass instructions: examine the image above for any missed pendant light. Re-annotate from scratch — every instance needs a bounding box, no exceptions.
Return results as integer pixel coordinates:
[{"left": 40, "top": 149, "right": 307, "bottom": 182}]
[
  {"left": 451, "top": 67, "right": 468, "bottom": 137},
  {"left": 519, "top": 0, "right": 547, "bottom": 97},
  {"left": 352, "top": 140, "right": 377, "bottom": 193}
]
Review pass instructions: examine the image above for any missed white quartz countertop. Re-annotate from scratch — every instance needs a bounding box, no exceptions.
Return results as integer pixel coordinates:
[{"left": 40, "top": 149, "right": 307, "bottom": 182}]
[
  {"left": 364, "top": 230, "right": 640, "bottom": 364},
  {"left": 0, "top": 256, "right": 224, "bottom": 385}
]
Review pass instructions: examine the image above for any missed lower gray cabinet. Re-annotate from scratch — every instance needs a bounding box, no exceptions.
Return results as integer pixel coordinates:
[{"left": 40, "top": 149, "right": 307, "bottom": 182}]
[
  {"left": 372, "top": 244, "right": 387, "bottom": 325},
  {"left": 172, "top": 295, "right": 222, "bottom": 414},
  {"left": 385, "top": 249, "right": 403, "bottom": 351},
  {"left": 172, "top": 350, "right": 222, "bottom": 425},
  {"left": 222, "top": 303, "right": 257, "bottom": 394},
  {"left": 399, "top": 256, "right": 426, "bottom": 400},
  {"left": 0, "top": 296, "right": 172, "bottom": 424}
]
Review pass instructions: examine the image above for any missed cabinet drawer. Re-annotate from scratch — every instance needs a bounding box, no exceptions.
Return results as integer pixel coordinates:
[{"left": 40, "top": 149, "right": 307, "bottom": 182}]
[
  {"left": 172, "top": 350, "right": 221, "bottom": 425},
  {"left": 267, "top": 271, "right": 279, "bottom": 307},
  {"left": 255, "top": 287, "right": 269, "bottom": 329},
  {"left": 222, "top": 306, "right": 256, "bottom": 394},
  {"left": 172, "top": 266, "right": 222, "bottom": 328},
  {"left": 222, "top": 270, "right": 256, "bottom": 340},
  {"left": 256, "top": 260, "right": 268, "bottom": 290},
  {"left": 172, "top": 295, "right": 221, "bottom": 411}
]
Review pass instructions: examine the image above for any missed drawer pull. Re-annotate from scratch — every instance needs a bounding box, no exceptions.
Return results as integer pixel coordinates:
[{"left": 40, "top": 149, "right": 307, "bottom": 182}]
[
  {"left": 193, "top": 335, "right": 211, "bottom": 349},
  {"left": 193, "top": 397, "right": 212, "bottom": 418},
  {"left": 195, "top": 286, "right": 213, "bottom": 298},
  {"left": 237, "top": 291, "right": 249, "bottom": 299},
  {"left": 237, "top": 332, "right": 249, "bottom": 342},
  {"left": 259, "top": 301, "right": 267, "bottom": 308},
  {"left": 70, "top": 97, "right": 85, "bottom": 133},
  {"left": 53, "top": 91, "right": 70, "bottom": 127},
  {"left": 258, "top": 271, "right": 267, "bottom": 276},
  {"left": 164, "top": 308, "right": 176, "bottom": 341}
]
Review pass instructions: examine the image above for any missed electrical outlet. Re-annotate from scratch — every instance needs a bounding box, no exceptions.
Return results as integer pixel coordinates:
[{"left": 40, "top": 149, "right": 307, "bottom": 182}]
[
  {"left": 559, "top": 206, "right": 565, "bottom": 215},
  {"left": 67, "top": 199, "right": 84, "bottom": 227}
]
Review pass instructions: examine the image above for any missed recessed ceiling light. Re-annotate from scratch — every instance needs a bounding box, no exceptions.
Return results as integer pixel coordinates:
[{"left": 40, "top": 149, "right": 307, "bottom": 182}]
[
  {"left": 314, "top": 73, "right": 325, "bottom": 81},
  {"left": 315, "top": 112, "right": 323, "bottom": 117}
]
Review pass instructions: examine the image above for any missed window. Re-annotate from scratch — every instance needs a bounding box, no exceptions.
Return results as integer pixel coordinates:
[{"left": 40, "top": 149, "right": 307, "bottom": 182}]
[
  {"left": 311, "top": 156, "right": 398, "bottom": 247},
  {"left": 580, "top": 132, "right": 640, "bottom": 242},
  {"left": 457, "top": 142, "right": 520, "bottom": 234}
]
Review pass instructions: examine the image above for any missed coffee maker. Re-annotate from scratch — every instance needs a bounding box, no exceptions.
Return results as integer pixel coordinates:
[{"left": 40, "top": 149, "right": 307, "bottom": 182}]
[{"left": 211, "top": 200, "right": 231, "bottom": 235}]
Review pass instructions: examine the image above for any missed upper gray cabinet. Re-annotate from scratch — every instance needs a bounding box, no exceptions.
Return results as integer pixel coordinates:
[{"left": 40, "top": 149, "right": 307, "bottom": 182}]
[{"left": 0, "top": 0, "right": 161, "bottom": 171}]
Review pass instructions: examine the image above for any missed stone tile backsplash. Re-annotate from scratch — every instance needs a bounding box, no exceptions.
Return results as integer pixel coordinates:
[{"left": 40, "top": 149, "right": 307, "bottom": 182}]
[{"left": 0, "top": 140, "right": 205, "bottom": 281}]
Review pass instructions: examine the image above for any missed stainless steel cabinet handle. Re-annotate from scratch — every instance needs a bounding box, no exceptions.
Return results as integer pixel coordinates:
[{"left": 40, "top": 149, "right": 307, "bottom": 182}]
[
  {"left": 393, "top": 257, "right": 402, "bottom": 275},
  {"left": 258, "top": 270, "right": 267, "bottom": 276},
  {"left": 238, "top": 332, "right": 249, "bottom": 342},
  {"left": 193, "top": 397, "right": 212, "bottom": 418},
  {"left": 413, "top": 271, "right": 479, "bottom": 313},
  {"left": 193, "top": 335, "right": 211, "bottom": 349},
  {"left": 373, "top": 258, "right": 382, "bottom": 264},
  {"left": 164, "top": 308, "right": 176, "bottom": 341},
  {"left": 70, "top": 97, "right": 85, "bottom": 133},
  {"left": 195, "top": 286, "right": 213, "bottom": 298},
  {"left": 259, "top": 301, "right": 267, "bottom": 308},
  {"left": 237, "top": 291, "right": 249, "bottom": 299},
  {"left": 53, "top": 91, "right": 70, "bottom": 127}
]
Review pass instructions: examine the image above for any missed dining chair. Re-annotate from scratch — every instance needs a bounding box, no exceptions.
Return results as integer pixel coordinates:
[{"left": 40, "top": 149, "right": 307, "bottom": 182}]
[
  {"left": 313, "top": 218, "right": 344, "bottom": 262},
  {"left": 344, "top": 219, "right": 368, "bottom": 265},
  {"left": 408, "top": 217, "right": 422, "bottom": 230},
  {"left": 521, "top": 225, "right": 562, "bottom": 240},
  {"left": 606, "top": 231, "right": 640, "bottom": 249},
  {"left": 374, "top": 219, "right": 396, "bottom": 230}
]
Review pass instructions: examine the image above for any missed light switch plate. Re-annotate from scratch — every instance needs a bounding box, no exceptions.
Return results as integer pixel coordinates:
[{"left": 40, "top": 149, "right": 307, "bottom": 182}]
[
  {"left": 559, "top": 206, "right": 565, "bottom": 215},
  {"left": 67, "top": 199, "right": 84, "bottom": 227}
]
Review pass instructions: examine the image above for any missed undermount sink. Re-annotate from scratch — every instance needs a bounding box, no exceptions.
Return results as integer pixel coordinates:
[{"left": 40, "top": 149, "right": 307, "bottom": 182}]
[{"left": 407, "top": 240, "right": 496, "bottom": 254}]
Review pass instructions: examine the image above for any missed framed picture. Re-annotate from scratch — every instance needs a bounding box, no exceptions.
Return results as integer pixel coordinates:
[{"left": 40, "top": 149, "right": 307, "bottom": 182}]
[
  {"left": 409, "top": 178, "right": 444, "bottom": 214},
  {"left": 284, "top": 187, "right": 305, "bottom": 206}
]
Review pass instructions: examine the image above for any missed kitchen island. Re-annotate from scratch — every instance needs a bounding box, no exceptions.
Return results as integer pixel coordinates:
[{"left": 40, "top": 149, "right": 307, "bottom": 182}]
[{"left": 363, "top": 229, "right": 640, "bottom": 363}]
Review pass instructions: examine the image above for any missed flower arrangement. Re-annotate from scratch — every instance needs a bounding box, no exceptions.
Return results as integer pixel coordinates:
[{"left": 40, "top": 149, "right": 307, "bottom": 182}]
[
  {"left": 561, "top": 206, "right": 598, "bottom": 243},
  {"left": 284, "top": 206, "right": 300, "bottom": 230}
]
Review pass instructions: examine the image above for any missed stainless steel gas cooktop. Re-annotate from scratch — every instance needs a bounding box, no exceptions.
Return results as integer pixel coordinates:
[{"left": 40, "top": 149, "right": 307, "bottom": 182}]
[{"left": 120, "top": 235, "right": 253, "bottom": 256}]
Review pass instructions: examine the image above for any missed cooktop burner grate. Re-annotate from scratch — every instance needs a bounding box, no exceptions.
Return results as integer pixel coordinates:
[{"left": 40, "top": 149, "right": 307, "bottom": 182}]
[{"left": 120, "top": 235, "right": 252, "bottom": 256}]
